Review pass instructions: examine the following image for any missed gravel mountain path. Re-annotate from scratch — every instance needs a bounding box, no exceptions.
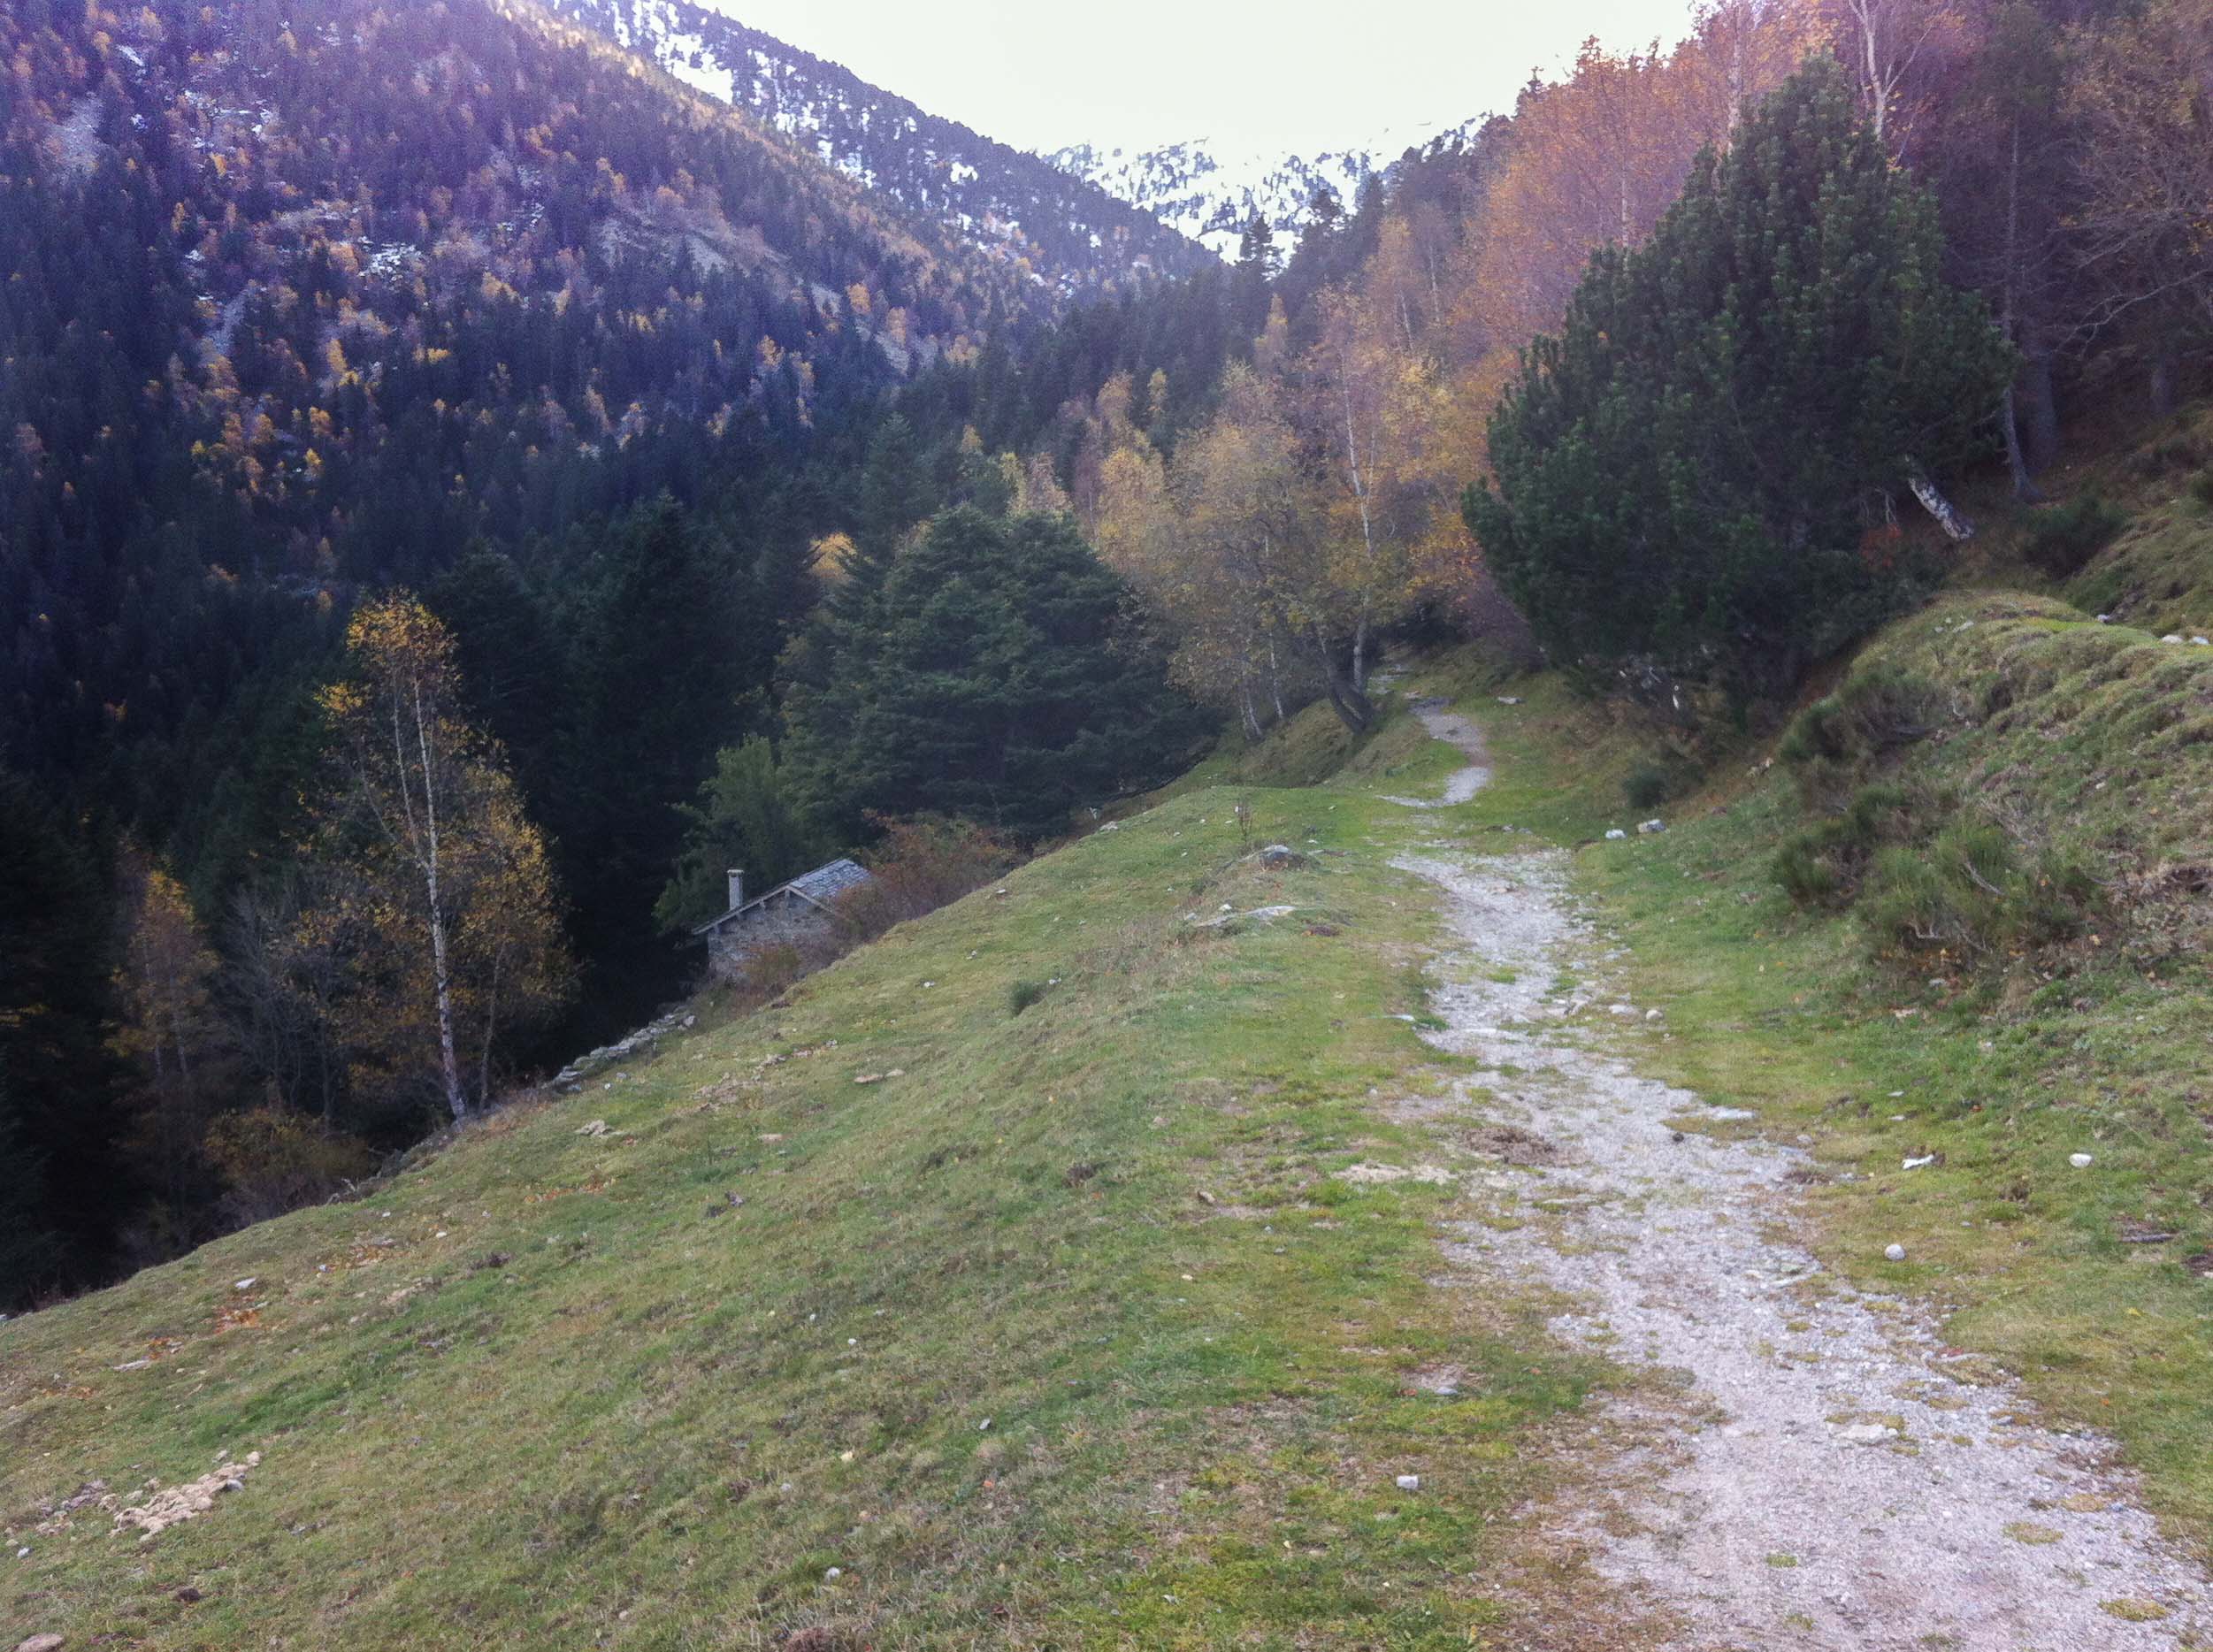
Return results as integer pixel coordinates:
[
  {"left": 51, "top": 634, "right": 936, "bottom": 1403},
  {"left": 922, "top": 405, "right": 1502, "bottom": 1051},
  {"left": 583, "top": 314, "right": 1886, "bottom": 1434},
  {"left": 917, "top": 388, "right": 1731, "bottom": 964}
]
[
  {"left": 1385, "top": 703, "right": 2211, "bottom": 1650},
  {"left": 1380, "top": 697, "right": 1491, "bottom": 807}
]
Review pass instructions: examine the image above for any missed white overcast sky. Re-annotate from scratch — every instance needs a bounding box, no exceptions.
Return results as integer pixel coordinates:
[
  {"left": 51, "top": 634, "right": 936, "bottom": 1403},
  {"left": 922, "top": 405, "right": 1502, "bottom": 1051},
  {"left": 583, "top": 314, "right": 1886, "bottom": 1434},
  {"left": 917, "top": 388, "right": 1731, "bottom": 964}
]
[{"left": 718, "top": 0, "right": 1706, "bottom": 156}]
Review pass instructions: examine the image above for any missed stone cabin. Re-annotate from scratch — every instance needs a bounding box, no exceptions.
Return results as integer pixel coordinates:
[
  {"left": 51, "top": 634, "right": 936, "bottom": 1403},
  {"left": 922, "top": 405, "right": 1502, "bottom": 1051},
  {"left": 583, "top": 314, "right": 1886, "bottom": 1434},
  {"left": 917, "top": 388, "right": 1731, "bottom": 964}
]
[{"left": 693, "top": 859, "right": 873, "bottom": 979}]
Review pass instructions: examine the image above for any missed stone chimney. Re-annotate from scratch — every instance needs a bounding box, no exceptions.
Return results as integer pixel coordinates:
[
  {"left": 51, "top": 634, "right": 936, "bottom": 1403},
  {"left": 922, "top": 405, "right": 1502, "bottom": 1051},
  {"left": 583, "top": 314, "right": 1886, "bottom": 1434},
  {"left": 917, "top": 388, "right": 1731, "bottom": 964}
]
[{"left": 727, "top": 868, "right": 746, "bottom": 911}]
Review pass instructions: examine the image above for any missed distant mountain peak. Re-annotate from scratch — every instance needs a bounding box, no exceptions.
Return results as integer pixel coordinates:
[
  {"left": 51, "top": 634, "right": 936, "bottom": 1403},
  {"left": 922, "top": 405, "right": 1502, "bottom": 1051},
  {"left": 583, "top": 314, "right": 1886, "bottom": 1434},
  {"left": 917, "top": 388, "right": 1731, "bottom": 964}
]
[
  {"left": 1047, "top": 123, "right": 1481, "bottom": 259},
  {"left": 541, "top": 0, "right": 1211, "bottom": 295}
]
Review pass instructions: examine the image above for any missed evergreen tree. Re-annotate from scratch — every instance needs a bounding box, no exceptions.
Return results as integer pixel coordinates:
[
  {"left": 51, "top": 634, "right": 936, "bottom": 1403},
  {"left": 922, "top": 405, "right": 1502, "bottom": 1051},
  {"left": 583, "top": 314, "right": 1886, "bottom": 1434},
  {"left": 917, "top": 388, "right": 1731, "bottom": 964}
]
[
  {"left": 428, "top": 550, "right": 570, "bottom": 799},
  {"left": 1233, "top": 210, "right": 1278, "bottom": 325},
  {"left": 563, "top": 496, "right": 765, "bottom": 1023},
  {"left": 1236, "top": 210, "right": 1278, "bottom": 276},
  {"left": 785, "top": 509, "right": 1206, "bottom": 842},
  {"left": 0, "top": 1077, "right": 64, "bottom": 1305},
  {"left": 655, "top": 736, "right": 823, "bottom": 931},
  {"left": 1465, "top": 58, "right": 2013, "bottom": 701},
  {"left": 0, "top": 772, "right": 128, "bottom": 1305},
  {"left": 841, "top": 413, "right": 943, "bottom": 611}
]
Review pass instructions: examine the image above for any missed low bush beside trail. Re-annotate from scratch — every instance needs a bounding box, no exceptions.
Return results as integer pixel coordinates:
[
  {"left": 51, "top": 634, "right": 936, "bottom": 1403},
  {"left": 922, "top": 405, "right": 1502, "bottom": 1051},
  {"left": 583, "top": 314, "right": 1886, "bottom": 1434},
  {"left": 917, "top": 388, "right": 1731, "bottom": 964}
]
[{"left": 1767, "top": 595, "right": 2213, "bottom": 980}]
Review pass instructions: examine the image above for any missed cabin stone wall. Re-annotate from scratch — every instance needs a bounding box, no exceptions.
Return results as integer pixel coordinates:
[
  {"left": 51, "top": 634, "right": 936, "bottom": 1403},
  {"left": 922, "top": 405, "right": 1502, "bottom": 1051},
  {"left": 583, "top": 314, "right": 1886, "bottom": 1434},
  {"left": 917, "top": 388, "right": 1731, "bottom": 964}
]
[{"left": 704, "top": 891, "right": 836, "bottom": 981}]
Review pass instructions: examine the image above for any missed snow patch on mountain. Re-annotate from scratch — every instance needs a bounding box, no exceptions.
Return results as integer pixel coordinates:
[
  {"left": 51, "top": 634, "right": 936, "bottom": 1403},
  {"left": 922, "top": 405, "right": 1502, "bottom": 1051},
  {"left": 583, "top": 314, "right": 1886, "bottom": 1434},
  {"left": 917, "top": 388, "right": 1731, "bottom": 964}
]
[
  {"left": 544, "top": 0, "right": 1208, "bottom": 295},
  {"left": 1048, "top": 119, "right": 1480, "bottom": 258}
]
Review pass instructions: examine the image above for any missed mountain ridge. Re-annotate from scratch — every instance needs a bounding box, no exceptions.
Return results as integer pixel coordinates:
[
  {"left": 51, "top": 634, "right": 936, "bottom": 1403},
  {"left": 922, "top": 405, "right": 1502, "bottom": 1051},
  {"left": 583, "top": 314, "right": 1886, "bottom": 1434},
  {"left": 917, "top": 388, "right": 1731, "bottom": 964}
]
[
  {"left": 1047, "top": 123, "right": 1479, "bottom": 257},
  {"left": 539, "top": 0, "right": 1214, "bottom": 292}
]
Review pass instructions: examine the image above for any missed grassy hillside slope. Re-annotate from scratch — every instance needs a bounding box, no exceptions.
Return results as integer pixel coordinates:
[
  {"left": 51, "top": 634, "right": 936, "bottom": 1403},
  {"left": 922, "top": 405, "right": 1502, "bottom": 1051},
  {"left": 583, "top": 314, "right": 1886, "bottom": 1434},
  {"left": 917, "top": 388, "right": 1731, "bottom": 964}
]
[
  {"left": 2057, "top": 405, "right": 2213, "bottom": 640},
  {"left": 12, "top": 411, "right": 2212, "bottom": 1645},
  {"left": 2, "top": 754, "right": 1601, "bottom": 1649}
]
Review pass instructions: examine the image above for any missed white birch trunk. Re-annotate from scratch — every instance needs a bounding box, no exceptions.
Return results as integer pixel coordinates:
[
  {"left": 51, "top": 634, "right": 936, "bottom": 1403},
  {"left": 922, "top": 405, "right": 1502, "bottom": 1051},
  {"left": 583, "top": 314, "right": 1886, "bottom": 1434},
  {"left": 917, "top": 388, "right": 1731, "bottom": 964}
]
[
  {"left": 1907, "top": 469, "right": 1975, "bottom": 541},
  {"left": 479, "top": 941, "right": 504, "bottom": 1112},
  {"left": 404, "top": 678, "right": 467, "bottom": 1121},
  {"left": 1338, "top": 371, "right": 1382, "bottom": 697}
]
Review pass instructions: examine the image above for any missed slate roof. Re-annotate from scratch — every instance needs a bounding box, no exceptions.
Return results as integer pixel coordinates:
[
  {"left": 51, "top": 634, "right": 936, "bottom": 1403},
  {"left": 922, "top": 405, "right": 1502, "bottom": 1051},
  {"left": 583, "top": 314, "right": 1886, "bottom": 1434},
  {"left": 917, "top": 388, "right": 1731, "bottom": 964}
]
[
  {"left": 786, "top": 857, "right": 872, "bottom": 905},
  {"left": 693, "top": 857, "right": 873, "bottom": 935}
]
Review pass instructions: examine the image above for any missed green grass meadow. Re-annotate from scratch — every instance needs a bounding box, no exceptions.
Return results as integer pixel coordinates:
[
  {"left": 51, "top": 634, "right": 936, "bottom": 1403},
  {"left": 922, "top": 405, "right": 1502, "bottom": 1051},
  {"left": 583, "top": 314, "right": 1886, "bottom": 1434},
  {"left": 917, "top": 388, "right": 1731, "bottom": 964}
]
[
  {"left": 14, "top": 490, "right": 2213, "bottom": 1647},
  {"left": 3, "top": 763, "right": 1603, "bottom": 1649}
]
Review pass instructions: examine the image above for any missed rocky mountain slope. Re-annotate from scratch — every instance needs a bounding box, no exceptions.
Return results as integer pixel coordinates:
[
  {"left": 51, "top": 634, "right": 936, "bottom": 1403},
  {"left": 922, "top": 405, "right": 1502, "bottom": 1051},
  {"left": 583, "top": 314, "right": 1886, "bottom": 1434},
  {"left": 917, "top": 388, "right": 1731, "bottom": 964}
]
[
  {"left": 539, "top": 0, "right": 1214, "bottom": 293},
  {"left": 1048, "top": 122, "right": 1477, "bottom": 258},
  {"left": 539, "top": 0, "right": 1470, "bottom": 264}
]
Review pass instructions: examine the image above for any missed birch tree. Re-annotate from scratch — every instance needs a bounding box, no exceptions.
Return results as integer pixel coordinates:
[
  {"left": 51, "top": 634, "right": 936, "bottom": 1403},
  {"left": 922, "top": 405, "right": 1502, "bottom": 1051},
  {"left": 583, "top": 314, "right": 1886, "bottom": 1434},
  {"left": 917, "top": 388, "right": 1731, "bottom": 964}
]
[
  {"left": 1836, "top": 0, "right": 1956, "bottom": 157},
  {"left": 111, "top": 853, "right": 222, "bottom": 1124},
  {"left": 1298, "top": 288, "right": 1452, "bottom": 692},
  {"left": 1168, "top": 367, "right": 1381, "bottom": 734},
  {"left": 1098, "top": 428, "right": 1301, "bottom": 737},
  {"left": 312, "top": 596, "right": 570, "bottom": 1120}
]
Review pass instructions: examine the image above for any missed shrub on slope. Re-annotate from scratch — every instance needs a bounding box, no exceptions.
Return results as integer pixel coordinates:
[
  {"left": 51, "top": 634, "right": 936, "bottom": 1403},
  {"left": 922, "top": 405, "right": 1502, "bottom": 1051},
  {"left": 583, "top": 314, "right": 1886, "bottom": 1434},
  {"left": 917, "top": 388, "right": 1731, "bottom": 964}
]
[{"left": 1771, "top": 593, "right": 2213, "bottom": 979}]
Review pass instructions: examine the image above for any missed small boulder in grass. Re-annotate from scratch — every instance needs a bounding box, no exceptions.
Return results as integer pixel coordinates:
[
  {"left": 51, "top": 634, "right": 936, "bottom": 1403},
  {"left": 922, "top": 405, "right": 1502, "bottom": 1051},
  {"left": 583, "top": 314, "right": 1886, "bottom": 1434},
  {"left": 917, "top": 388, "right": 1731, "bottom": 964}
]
[
  {"left": 2070, "top": 1152, "right": 2094, "bottom": 1169},
  {"left": 1884, "top": 1243, "right": 1907, "bottom": 1262},
  {"left": 1394, "top": 1473, "right": 1420, "bottom": 1491}
]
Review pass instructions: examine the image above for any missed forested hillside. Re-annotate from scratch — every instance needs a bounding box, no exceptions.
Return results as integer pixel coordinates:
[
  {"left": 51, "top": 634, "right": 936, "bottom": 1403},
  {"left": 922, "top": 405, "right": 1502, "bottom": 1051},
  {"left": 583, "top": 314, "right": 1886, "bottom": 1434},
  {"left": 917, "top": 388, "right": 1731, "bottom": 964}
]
[
  {"left": 2, "top": 0, "right": 1052, "bottom": 820},
  {"left": 4, "top": 0, "right": 2208, "bottom": 1320},
  {"left": 0, "top": 0, "right": 1227, "bottom": 1302}
]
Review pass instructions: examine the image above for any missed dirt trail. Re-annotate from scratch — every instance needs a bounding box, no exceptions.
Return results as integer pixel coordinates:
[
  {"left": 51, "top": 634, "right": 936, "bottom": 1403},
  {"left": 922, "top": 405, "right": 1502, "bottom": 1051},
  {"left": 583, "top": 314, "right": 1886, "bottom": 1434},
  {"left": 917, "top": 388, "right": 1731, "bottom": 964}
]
[
  {"left": 1381, "top": 699, "right": 1490, "bottom": 807},
  {"left": 1385, "top": 711, "right": 2210, "bottom": 1650}
]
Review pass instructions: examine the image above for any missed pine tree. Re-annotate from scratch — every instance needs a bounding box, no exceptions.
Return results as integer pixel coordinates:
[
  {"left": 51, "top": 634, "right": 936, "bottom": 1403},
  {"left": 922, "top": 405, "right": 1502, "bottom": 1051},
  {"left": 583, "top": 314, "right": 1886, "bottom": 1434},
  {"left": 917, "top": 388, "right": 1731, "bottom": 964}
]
[
  {"left": 1465, "top": 57, "right": 2014, "bottom": 702},
  {"left": 427, "top": 549, "right": 569, "bottom": 797},
  {"left": 785, "top": 508, "right": 1205, "bottom": 842},
  {"left": 0, "top": 1079, "right": 64, "bottom": 1305},
  {"left": 846, "top": 413, "right": 940, "bottom": 604},
  {"left": 563, "top": 495, "right": 762, "bottom": 1021},
  {"left": 1233, "top": 210, "right": 1277, "bottom": 324},
  {"left": 655, "top": 736, "right": 823, "bottom": 931},
  {"left": 0, "top": 772, "right": 128, "bottom": 1304}
]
